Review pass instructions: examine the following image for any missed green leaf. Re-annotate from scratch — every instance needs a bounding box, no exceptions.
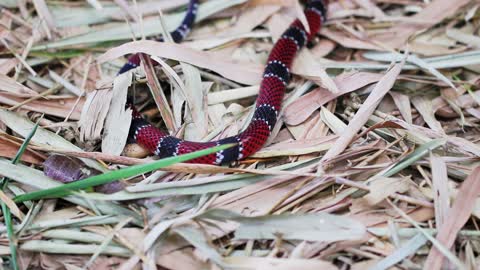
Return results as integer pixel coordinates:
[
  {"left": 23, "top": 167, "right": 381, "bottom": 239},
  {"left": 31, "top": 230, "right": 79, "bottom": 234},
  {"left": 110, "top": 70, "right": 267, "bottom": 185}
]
[
  {"left": 1, "top": 203, "right": 18, "bottom": 270},
  {"left": 0, "top": 158, "right": 141, "bottom": 222},
  {"left": 11, "top": 119, "right": 40, "bottom": 165},
  {"left": 69, "top": 158, "right": 318, "bottom": 201},
  {"left": 0, "top": 119, "right": 40, "bottom": 270},
  {"left": 14, "top": 143, "right": 235, "bottom": 202}
]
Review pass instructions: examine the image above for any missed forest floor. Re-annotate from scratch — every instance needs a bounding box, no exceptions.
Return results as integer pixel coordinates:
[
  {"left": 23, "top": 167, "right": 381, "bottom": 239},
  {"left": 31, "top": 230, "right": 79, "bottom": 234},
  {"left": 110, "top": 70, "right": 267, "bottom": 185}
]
[{"left": 0, "top": 0, "right": 479, "bottom": 269}]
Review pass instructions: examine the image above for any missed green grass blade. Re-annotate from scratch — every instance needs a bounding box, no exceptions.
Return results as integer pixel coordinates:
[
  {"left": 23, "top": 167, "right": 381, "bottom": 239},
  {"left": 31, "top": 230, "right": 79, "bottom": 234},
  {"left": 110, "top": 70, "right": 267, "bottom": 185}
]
[
  {"left": 1, "top": 118, "right": 40, "bottom": 188},
  {"left": 14, "top": 143, "right": 235, "bottom": 202},
  {"left": 11, "top": 118, "right": 41, "bottom": 165},
  {"left": 1, "top": 203, "right": 18, "bottom": 270},
  {"left": 0, "top": 120, "right": 40, "bottom": 270}
]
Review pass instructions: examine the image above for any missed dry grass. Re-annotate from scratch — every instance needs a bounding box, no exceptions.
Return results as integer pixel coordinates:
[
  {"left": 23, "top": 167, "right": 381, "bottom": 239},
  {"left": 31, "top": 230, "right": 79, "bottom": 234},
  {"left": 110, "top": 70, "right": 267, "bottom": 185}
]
[{"left": 0, "top": 0, "right": 480, "bottom": 269}]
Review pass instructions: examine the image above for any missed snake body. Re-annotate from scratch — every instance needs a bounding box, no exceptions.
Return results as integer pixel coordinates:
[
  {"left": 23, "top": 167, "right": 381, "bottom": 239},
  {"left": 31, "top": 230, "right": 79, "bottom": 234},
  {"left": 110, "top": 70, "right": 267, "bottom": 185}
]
[{"left": 119, "top": 0, "right": 328, "bottom": 164}]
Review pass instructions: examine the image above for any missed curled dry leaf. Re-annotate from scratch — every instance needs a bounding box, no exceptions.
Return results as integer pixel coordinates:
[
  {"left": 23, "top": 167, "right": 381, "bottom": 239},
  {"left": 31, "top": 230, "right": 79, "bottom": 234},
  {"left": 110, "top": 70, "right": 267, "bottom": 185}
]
[
  {"left": 101, "top": 72, "right": 132, "bottom": 156},
  {"left": 79, "top": 87, "right": 113, "bottom": 142}
]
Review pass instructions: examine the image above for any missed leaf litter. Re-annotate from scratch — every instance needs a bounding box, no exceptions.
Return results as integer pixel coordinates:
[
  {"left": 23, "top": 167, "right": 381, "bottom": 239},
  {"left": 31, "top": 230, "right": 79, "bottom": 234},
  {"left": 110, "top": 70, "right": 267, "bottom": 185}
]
[{"left": 0, "top": 0, "right": 480, "bottom": 269}]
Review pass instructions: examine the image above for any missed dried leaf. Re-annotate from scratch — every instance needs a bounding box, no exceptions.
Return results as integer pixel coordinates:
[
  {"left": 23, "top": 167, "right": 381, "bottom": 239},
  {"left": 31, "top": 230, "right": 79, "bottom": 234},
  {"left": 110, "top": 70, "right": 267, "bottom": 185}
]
[
  {"left": 233, "top": 213, "right": 366, "bottom": 242},
  {"left": 424, "top": 166, "right": 480, "bottom": 269},
  {"left": 223, "top": 256, "right": 338, "bottom": 270},
  {"left": 284, "top": 71, "right": 383, "bottom": 125},
  {"left": 101, "top": 72, "right": 132, "bottom": 156},
  {"left": 430, "top": 154, "right": 449, "bottom": 229},
  {"left": 320, "top": 61, "right": 404, "bottom": 167},
  {"left": 98, "top": 40, "right": 262, "bottom": 85}
]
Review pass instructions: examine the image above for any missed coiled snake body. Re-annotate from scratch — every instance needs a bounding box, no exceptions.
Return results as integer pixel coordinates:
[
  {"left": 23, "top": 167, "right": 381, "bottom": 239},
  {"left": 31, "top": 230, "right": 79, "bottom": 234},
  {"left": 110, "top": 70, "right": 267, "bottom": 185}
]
[{"left": 119, "top": 0, "right": 328, "bottom": 164}]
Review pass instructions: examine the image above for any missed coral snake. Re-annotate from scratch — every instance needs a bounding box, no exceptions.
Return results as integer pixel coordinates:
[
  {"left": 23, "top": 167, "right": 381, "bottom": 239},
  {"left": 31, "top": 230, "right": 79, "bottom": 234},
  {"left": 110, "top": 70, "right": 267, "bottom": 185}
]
[{"left": 119, "top": 0, "right": 328, "bottom": 164}]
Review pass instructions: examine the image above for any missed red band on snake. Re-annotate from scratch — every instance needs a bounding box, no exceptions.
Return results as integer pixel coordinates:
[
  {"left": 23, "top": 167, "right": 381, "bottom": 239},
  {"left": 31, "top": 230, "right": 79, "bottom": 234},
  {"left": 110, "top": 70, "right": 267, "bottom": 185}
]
[{"left": 119, "top": 0, "right": 328, "bottom": 165}]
